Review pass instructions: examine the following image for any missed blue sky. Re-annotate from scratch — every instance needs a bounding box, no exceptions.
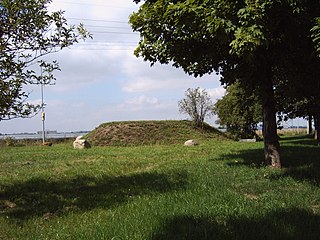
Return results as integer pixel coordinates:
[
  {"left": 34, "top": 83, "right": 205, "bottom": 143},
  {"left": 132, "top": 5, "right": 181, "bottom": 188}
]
[{"left": 0, "top": 0, "right": 226, "bottom": 134}]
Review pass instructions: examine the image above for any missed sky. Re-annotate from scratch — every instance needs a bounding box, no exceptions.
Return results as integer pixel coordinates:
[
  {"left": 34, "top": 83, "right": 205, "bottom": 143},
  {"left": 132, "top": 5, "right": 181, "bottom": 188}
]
[{"left": 1, "top": 0, "right": 226, "bottom": 134}]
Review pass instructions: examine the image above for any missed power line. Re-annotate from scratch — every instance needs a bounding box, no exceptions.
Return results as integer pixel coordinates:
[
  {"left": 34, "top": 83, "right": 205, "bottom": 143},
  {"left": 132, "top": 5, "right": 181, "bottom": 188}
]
[
  {"left": 54, "top": 1, "right": 137, "bottom": 10},
  {"left": 89, "top": 31, "right": 138, "bottom": 35},
  {"left": 75, "top": 43, "right": 137, "bottom": 46},
  {"left": 52, "top": 3, "right": 140, "bottom": 49},
  {"left": 75, "top": 45, "right": 137, "bottom": 48},
  {"left": 67, "top": 17, "right": 128, "bottom": 24},
  {"left": 65, "top": 19, "right": 138, "bottom": 35},
  {"left": 79, "top": 41, "right": 138, "bottom": 44},
  {"left": 65, "top": 47, "right": 136, "bottom": 51},
  {"left": 65, "top": 42, "right": 138, "bottom": 50},
  {"left": 84, "top": 25, "right": 131, "bottom": 30},
  {"left": 77, "top": 41, "right": 138, "bottom": 45}
]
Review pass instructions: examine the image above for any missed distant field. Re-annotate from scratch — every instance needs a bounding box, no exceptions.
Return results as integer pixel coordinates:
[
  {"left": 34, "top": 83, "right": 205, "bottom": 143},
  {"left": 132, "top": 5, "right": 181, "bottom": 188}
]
[
  {"left": 256, "top": 128, "right": 309, "bottom": 136},
  {"left": 0, "top": 131, "right": 319, "bottom": 239},
  {"left": 277, "top": 128, "right": 309, "bottom": 135}
]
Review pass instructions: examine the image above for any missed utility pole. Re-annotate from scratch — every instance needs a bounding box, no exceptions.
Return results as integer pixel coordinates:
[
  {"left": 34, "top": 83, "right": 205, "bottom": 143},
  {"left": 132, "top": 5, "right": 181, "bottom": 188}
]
[{"left": 41, "top": 68, "right": 46, "bottom": 144}]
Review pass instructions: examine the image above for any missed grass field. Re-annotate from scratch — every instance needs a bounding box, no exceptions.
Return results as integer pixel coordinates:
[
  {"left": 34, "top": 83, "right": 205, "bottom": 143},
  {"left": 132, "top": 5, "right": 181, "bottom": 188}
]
[{"left": 0, "top": 135, "right": 320, "bottom": 239}]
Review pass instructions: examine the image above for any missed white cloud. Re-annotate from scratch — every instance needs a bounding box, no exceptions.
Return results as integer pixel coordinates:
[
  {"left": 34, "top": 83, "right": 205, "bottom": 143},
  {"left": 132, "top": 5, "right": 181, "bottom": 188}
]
[
  {"left": 122, "top": 77, "right": 173, "bottom": 93},
  {"left": 121, "top": 57, "right": 221, "bottom": 93},
  {"left": 44, "top": 46, "right": 119, "bottom": 92},
  {"left": 0, "top": 0, "right": 226, "bottom": 134},
  {"left": 125, "top": 95, "right": 159, "bottom": 106},
  {"left": 207, "top": 87, "right": 226, "bottom": 101},
  {"left": 113, "top": 95, "right": 162, "bottom": 114}
]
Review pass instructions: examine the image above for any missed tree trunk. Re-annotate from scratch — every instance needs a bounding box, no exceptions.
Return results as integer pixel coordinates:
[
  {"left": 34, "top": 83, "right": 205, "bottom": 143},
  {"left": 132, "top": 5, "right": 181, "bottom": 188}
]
[
  {"left": 262, "top": 76, "right": 281, "bottom": 168},
  {"left": 314, "top": 115, "right": 317, "bottom": 140},
  {"left": 314, "top": 114, "right": 320, "bottom": 145},
  {"left": 308, "top": 115, "right": 313, "bottom": 135}
]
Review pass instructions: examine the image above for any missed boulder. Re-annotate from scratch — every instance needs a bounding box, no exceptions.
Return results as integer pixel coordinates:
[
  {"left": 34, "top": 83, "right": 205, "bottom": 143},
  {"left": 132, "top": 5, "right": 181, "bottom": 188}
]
[
  {"left": 73, "top": 136, "right": 91, "bottom": 149},
  {"left": 184, "top": 139, "right": 199, "bottom": 146}
]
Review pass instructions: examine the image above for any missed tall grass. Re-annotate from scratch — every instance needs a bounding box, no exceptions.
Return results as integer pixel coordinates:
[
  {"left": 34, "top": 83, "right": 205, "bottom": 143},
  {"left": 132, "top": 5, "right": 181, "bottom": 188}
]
[{"left": 0, "top": 135, "right": 319, "bottom": 239}]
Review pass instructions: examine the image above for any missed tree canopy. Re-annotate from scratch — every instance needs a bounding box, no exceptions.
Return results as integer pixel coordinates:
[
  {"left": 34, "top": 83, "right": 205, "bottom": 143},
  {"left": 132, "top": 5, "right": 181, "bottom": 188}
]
[
  {"left": 0, "top": 0, "right": 91, "bottom": 121},
  {"left": 130, "top": 0, "right": 320, "bottom": 168}
]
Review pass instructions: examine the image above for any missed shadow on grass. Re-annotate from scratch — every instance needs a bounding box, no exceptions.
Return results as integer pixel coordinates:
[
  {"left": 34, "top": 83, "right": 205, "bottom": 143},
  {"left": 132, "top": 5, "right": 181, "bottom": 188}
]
[
  {"left": 152, "top": 208, "right": 320, "bottom": 240},
  {"left": 222, "top": 136, "right": 320, "bottom": 186},
  {"left": 279, "top": 134, "right": 318, "bottom": 146},
  {"left": 0, "top": 171, "right": 188, "bottom": 221}
]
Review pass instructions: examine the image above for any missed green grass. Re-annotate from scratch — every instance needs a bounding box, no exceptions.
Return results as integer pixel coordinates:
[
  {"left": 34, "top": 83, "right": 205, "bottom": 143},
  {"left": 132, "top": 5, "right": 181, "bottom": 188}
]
[{"left": 0, "top": 135, "right": 320, "bottom": 239}]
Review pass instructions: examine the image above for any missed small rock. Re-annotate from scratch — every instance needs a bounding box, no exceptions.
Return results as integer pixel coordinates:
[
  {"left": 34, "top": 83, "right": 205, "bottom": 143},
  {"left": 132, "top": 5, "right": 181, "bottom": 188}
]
[
  {"left": 43, "top": 142, "right": 53, "bottom": 146},
  {"left": 239, "top": 139, "right": 256, "bottom": 142},
  {"left": 73, "top": 136, "right": 91, "bottom": 149},
  {"left": 184, "top": 139, "right": 199, "bottom": 146}
]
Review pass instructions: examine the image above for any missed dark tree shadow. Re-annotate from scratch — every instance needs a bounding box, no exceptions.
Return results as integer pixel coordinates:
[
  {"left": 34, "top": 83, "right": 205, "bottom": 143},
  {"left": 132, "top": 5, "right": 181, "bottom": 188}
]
[
  {"left": 224, "top": 148, "right": 265, "bottom": 168},
  {"left": 279, "top": 134, "right": 317, "bottom": 146},
  {"left": 222, "top": 137, "right": 320, "bottom": 186},
  {"left": 151, "top": 208, "right": 320, "bottom": 240},
  {"left": 225, "top": 146, "right": 320, "bottom": 168},
  {"left": 0, "top": 171, "right": 188, "bottom": 221}
]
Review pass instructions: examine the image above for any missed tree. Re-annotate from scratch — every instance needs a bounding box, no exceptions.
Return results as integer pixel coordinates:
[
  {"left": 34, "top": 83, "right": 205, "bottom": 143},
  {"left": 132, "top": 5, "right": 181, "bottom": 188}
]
[
  {"left": 178, "top": 87, "right": 213, "bottom": 128},
  {"left": 0, "top": 0, "right": 91, "bottom": 121},
  {"left": 271, "top": 32, "right": 320, "bottom": 143},
  {"left": 130, "top": 0, "right": 320, "bottom": 168},
  {"left": 213, "top": 81, "right": 262, "bottom": 139}
]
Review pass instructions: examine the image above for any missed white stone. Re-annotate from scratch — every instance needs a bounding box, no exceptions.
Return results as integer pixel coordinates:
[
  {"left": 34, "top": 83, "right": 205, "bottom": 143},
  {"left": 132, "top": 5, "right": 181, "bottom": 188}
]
[
  {"left": 184, "top": 139, "right": 199, "bottom": 146},
  {"left": 76, "top": 135, "right": 83, "bottom": 141},
  {"left": 73, "top": 136, "right": 91, "bottom": 149},
  {"left": 239, "top": 139, "right": 256, "bottom": 142}
]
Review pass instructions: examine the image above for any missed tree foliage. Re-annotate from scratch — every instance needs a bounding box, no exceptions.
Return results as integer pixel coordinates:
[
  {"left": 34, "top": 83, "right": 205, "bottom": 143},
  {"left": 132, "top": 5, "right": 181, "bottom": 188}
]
[
  {"left": 178, "top": 87, "right": 213, "bottom": 128},
  {"left": 213, "top": 81, "right": 262, "bottom": 139},
  {"left": 0, "top": 0, "right": 91, "bottom": 121},
  {"left": 130, "top": 0, "right": 320, "bottom": 168},
  {"left": 273, "top": 51, "right": 320, "bottom": 142}
]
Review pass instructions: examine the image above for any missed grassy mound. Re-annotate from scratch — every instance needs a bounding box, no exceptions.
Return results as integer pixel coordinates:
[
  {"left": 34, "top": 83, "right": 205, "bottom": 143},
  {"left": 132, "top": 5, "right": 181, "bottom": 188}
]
[{"left": 86, "top": 120, "right": 225, "bottom": 146}]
